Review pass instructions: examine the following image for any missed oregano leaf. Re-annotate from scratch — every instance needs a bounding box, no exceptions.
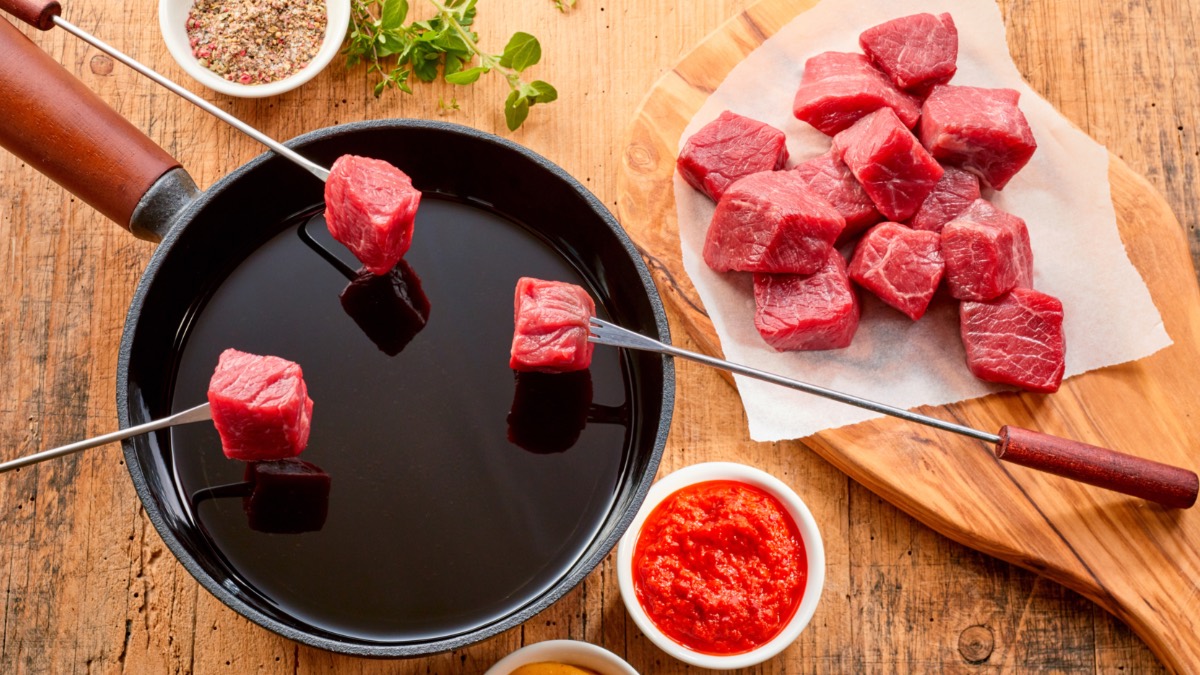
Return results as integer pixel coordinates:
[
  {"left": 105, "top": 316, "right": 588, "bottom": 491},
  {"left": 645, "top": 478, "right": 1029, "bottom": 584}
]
[
  {"left": 499, "top": 32, "right": 541, "bottom": 72},
  {"left": 381, "top": 0, "right": 408, "bottom": 31}
]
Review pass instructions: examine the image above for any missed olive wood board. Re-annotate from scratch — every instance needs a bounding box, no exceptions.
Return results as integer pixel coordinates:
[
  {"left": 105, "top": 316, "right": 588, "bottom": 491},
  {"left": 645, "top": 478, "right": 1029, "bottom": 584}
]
[{"left": 616, "top": 0, "right": 1200, "bottom": 671}]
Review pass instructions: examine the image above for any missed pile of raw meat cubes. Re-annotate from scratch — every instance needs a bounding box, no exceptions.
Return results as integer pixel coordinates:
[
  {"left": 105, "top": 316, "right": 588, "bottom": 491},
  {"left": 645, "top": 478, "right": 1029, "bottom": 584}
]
[{"left": 678, "top": 12, "right": 1066, "bottom": 393}]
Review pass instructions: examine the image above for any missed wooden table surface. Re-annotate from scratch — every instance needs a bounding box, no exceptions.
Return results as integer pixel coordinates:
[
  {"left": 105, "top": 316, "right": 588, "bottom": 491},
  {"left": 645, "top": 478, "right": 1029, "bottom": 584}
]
[{"left": 0, "top": 0, "right": 1196, "bottom": 672}]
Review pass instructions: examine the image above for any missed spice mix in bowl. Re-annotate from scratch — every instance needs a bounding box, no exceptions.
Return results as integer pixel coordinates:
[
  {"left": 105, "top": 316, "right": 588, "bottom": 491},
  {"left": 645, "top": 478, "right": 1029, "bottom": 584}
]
[{"left": 159, "top": 0, "right": 350, "bottom": 97}]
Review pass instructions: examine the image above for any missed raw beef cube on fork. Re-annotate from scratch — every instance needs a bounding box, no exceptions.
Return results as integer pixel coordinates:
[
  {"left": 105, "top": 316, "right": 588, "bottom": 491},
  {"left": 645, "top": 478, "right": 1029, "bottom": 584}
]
[
  {"left": 960, "top": 287, "right": 1065, "bottom": 393},
  {"left": 510, "top": 277, "right": 596, "bottom": 373},
  {"left": 792, "top": 150, "right": 882, "bottom": 244},
  {"left": 208, "top": 349, "right": 314, "bottom": 461},
  {"left": 859, "top": 13, "right": 958, "bottom": 95},
  {"left": 848, "top": 222, "right": 944, "bottom": 320},
  {"left": 703, "top": 170, "right": 845, "bottom": 274},
  {"left": 793, "top": 51, "right": 921, "bottom": 135},
  {"left": 753, "top": 251, "right": 860, "bottom": 351},
  {"left": 919, "top": 85, "right": 1037, "bottom": 189},
  {"left": 832, "top": 108, "right": 944, "bottom": 222},
  {"left": 677, "top": 110, "right": 790, "bottom": 201},
  {"left": 324, "top": 154, "right": 423, "bottom": 276},
  {"left": 941, "top": 199, "right": 1033, "bottom": 301},
  {"left": 906, "top": 166, "right": 981, "bottom": 233}
]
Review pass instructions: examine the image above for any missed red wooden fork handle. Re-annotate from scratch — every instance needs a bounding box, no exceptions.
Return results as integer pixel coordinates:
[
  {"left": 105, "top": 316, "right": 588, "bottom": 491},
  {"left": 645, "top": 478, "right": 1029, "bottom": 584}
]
[
  {"left": 0, "top": 0, "right": 60, "bottom": 30},
  {"left": 996, "top": 426, "right": 1199, "bottom": 509}
]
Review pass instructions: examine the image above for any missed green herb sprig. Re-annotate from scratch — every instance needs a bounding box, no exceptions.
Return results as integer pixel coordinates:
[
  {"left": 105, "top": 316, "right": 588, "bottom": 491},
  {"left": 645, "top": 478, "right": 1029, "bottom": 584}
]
[{"left": 344, "top": 0, "right": 558, "bottom": 131}]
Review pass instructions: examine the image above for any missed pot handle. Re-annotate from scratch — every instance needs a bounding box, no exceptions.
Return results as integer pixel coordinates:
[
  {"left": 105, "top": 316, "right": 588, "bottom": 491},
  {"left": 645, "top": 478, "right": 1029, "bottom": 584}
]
[
  {"left": 1, "top": 0, "right": 58, "bottom": 30},
  {"left": 0, "top": 14, "right": 197, "bottom": 241}
]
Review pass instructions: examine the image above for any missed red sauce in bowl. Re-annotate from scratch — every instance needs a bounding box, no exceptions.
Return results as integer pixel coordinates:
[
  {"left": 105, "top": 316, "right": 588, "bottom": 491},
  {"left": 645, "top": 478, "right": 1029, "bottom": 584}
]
[{"left": 632, "top": 480, "right": 807, "bottom": 655}]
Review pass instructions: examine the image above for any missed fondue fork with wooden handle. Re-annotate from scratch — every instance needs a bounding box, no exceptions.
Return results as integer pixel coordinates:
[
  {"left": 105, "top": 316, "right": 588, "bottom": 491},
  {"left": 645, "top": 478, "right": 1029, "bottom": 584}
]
[
  {"left": 587, "top": 317, "right": 1199, "bottom": 509},
  {"left": 0, "top": 0, "right": 331, "bottom": 182}
]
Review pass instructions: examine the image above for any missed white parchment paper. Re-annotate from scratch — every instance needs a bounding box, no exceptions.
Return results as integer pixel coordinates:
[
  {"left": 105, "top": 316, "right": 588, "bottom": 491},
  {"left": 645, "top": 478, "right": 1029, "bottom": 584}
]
[{"left": 674, "top": 0, "right": 1172, "bottom": 442}]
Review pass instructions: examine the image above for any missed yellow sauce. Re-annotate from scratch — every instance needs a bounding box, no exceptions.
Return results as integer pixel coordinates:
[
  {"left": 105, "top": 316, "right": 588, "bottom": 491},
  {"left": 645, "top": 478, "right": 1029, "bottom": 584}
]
[{"left": 510, "top": 663, "right": 599, "bottom": 675}]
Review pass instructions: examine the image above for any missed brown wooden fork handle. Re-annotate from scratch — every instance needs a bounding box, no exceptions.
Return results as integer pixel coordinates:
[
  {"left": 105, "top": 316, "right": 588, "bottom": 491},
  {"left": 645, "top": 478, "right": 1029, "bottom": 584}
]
[
  {"left": 0, "top": 0, "right": 59, "bottom": 30},
  {"left": 996, "top": 426, "right": 1199, "bottom": 508},
  {"left": 0, "top": 14, "right": 194, "bottom": 239}
]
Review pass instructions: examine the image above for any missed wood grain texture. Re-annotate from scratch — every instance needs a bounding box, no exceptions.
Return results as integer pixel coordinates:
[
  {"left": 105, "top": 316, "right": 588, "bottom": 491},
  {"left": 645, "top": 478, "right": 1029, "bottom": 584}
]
[{"left": 0, "top": 0, "right": 1194, "bottom": 672}]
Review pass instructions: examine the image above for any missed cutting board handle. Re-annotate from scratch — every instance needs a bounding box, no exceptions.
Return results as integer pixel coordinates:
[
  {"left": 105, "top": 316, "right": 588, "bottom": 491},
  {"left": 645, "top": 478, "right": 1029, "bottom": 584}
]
[
  {"left": 0, "top": 0, "right": 59, "bottom": 30},
  {"left": 0, "top": 15, "right": 192, "bottom": 240},
  {"left": 996, "top": 426, "right": 1199, "bottom": 508}
]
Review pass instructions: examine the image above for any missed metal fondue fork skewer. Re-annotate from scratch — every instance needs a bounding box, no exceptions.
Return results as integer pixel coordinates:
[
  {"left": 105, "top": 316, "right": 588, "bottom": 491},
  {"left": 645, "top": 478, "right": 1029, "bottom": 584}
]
[
  {"left": 586, "top": 317, "right": 1200, "bottom": 509},
  {"left": 0, "top": 403, "right": 213, "bottom": 473}
]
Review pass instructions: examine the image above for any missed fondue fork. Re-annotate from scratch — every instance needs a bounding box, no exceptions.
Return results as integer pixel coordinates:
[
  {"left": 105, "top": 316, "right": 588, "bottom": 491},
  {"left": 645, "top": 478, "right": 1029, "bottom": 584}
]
[
  {"left": 0, "top": 403, "right": 212, "bottom": 473},
  {"left": 586, "top": 317, "right": 1199, "bottom": 509}
]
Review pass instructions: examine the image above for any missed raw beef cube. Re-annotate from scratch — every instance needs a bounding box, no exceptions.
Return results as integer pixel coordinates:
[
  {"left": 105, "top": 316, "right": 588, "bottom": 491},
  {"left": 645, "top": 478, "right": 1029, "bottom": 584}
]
[
  {"left": 753, "top": 251, "right": 860, "bottom": 351},
  {"left": 792, "top": 150, "right": 882, "bottom": 243},
  {"left": 324, "top": 155, "right": 422, "bottom": 276},
  {"left": 677, "top": 110, "right": 790, "bottom": 201},
  {"left": 848, "top": 222, "right": 944, "bottom": 320},
  {"left": 208, "top": 349, "right": 314, "bottom": 461},
  {"left": 906, "top": 166, "right": 981, "bottom": 233},
  {"left": 507, "top": 371, "right": 593, "bottom": 454},
  {"left": 859, "top": 13, "right": 958, "bottom": 94},
  {"left": 941, "top": 199, "right": 1033, "bottom": 301},
  {"left": 703, "top": 171, "right": 845, "bottom": 274},
  {"left": 510, "top": 278, "right": 595, "bottom": 373},
  {"left": 960, "top": 287, "right": 1065, "bottom": 393},
  {"left": 793, "top": 52, "right": 921, "bottom": 135},
  {"left": 243, "top": 459, "right": 331, "bottom": 534},
  {"left": 832, "top": 108, "right": 944, "bottom": 222},
  {"left": 802, "top": 51, "right": 881, "bottom": 82},
  {"left": 919, "top": 86, "right": 1037, "bottom": 189},
  {"left": 338, "top": 260, "right": 430, "bottom": 356}
]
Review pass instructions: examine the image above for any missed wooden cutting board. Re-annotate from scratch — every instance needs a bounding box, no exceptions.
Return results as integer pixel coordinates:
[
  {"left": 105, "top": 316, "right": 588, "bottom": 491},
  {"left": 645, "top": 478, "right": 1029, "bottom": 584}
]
[{"left": 617, "top": 0, "right": 1200, "bottom": 671}]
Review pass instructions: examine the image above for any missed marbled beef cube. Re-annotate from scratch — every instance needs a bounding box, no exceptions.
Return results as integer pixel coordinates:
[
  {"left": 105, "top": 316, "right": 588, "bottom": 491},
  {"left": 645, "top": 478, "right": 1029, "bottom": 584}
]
[
  {"left": 509, "top": 277, "right": 595, "bottom": 373},
  {"left": 753, "top": 251, "right": 860, "bottom": 351},
  {"left": 906, "top": 166, "right": 981, "bottom": 233},
  {"left": 859, "top": 13, "right": 958, "bottom": 95},
  {"left": 208, "top": 349, "right": 314, "bottom": 461},
  {"left": 324, "top": 155, "right": 422, "bottom": 276},
  {"left": 941, "top": 199, "right": 1033, "bottom": 301},
  {"left": 832, "top": 108, "right": 944, "bottom": 222},
  {"left": 792, "top": 150, "right": 882, "bottom": 244},
  {"left": 703, "top": 170, "right": 845, "bottom": 274},
  {"left": 960, "top": 287, "right": 1065, "bottom": 393},
  {"left": 801, "top": 51, "right": 882, "bottom": 83},
  {"left": 919, "top": 85, "right": 1037, "bottom": 189},
  {"left": 676, "top": 110, "right": 790, "bottom": 201},
  {"left": 848, "top": 222, "right": 944, "bottom": 320},
  {"left": 793, "top": 52, "right": 922, "bottom": 136}
]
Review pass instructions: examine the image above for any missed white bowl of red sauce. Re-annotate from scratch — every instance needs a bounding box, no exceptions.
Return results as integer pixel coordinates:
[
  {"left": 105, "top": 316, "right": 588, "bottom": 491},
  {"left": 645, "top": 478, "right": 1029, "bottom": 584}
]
[{"left": 617, "top": 462, "right": 825, "bottom": 670}]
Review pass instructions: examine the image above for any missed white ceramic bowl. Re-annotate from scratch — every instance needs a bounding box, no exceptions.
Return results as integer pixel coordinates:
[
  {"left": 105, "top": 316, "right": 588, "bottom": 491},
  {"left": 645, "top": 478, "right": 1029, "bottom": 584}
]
[
  {"left": 485, "top": 640, "right": 638, "bottom": 675},
  {"left": 616, "top": 462, "right": 825, "bottom": 670},
  {"left": 159, "top": 0, "right": 350, "bottom": 98}
]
